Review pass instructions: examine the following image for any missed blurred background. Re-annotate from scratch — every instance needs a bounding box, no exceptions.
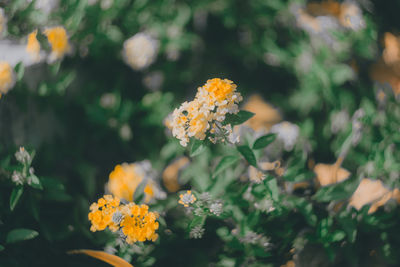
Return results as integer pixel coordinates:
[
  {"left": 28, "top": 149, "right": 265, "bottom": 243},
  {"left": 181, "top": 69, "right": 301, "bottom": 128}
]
[{"left": 1, "top": 0, "right": 400, "bottom": 266}]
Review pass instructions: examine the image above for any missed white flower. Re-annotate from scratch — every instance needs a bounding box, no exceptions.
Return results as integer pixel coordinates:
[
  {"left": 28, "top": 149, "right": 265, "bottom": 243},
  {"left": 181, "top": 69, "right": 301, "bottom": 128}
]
[
  {"left": 123, "top": 33, "right": 159, "bottom": 71},
  {"left": 100, "top": 93, "right": 117, "bottom": 109},
  {"left": 11, "top": 171, "right": 24, "bottom": 185},
  {"left": 270, "top": 121, "right": 299, "bottom": 151},
  {"left": 248, "top": 166, "right": 266, "bottom": 184},
  {"left": 210, "top": 202, "right": 223, "bottom": 216},
  {"left": 189, "top": 225, "right": 204, "bottom": 239},
  {"left": 331, "top": 110, "right": 350, "bottom": 134},
  {"left": 15, "top": 147, "right": 31, "bottom": 164}
]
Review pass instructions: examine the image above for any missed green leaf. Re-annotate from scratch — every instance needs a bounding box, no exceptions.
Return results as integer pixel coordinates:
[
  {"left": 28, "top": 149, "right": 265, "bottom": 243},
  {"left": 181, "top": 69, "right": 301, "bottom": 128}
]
[
  {"left": 14, "top": 62, "right": 25, "bottom": 81},
  {"left": 0, "top": 244, "right": 4, "bottom": 251},
  {"left": 190, "top": 139, "right": 205, "bottom": 157},
  {"left": 329, "top": 230, "right": 346, "bottom": 242},
  {"left": 133, "top": 180, "right": 147, "bottom": 203},
  {"left": 213, "top": 156, "right": 239, "bottom": 178},
  {"left": 188, "top": 215, "right": 206, "bottom": 230},
  {"left": 267, "top": 178, "right": 279, "bottom": 201},
  {"left": 313, "top": 178, "right": 358, "bottom": 202},
  {"left": 237, "top": 145, "right": 257, "bottom": 166},
  {"left": 28, "top": 174, "right": 43, "bottom": 190},
  {"left": 6, "top": 229, "right": 39, "bottom": 244},
  {"left": 224, "top": 111, "right": 255, "bottom": 126},
  {"left": 252, "top": 134, "right": 276, "bottom": 149},
  {"left": 10, "top": 186, "right": 24, "bottom": 211}
]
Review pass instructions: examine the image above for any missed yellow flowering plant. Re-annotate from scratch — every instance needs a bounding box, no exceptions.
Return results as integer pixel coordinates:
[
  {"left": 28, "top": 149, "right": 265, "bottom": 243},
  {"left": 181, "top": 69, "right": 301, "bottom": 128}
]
[{"left": 88, "top": 195, "right": 159, "bottom": 244}]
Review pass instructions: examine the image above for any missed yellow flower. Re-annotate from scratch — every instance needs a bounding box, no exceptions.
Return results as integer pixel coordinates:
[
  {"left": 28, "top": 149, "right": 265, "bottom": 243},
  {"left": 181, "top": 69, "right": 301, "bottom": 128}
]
[
  {"left": 88, "top": 196, "right": 159, "bottom": 244},
  {"left": 242, "top": 94, "right": 281, "bottom": 131},
  {"left": 202, "top": 78, "right": 236, "bottom": 103},
  {"left": 349, "top": 179, "right": 400, "bottom": 214},
  {"left": 43, "top": 26, "right": 70, "bottom": 61},
  {"left": 120, "top": 204, "right": 159, "bottom": 243},
  {"left": 108, "top": 164, "right": 143, "bottom": 202},
  {"left": 0, "top": 61, "right": 15, "bottom": 98},
  {"left": 314, "top": 161, "right": 350, "bottom": 187},
  {"left": 88, "top": 195, "right": 121, "bottom": 232},
  {"left": 170, "top": 78, "right": 242, "bottom": 146},
  {"left": 107, "top": 162, "right": 165, "bottom": 203},
  {"left": 162, "top": 157, "right": 189, "bottom": 192},
  {"left": 178, "top": 190, "right": 196, "bottom": 207},
  {"left": 26, "top": 30, "right": 41, "bottom": 61}
]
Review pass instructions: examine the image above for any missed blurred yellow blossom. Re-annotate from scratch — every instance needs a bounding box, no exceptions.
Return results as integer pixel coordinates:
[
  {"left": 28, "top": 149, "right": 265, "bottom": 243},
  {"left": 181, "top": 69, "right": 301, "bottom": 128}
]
[
  {"left": 162, "top": 157, "right": 189, "bottom": 192},
  {"left": 179, "top": 190, "right": 196, "bottom": 207},
  {"left": 349, "top": 179, "right": 400, "bottom": 214},
  {"left": 26, "top": 30, "right": 41, "bottom": 62},
  {"left": 242, "top": 94, "right": 281, "bottom": 131},
  {"left": 170, "top": 78, "right": 242, "bottom": 146},
  {"left": 371, "top": 32, "right": 400, "bottom": 96},
  {"left": 43, "top": 26, "right": 70, "bottom": 62},
  {"left": 314, "top": 162, "right": 350, "bottom": 187},
  {"left": 107, "top": 161, "right": 165, "bottom": 203},
  {"left": 120, "top": 203, "right": 159, "bottom": 243},
  {"left": 0, "top": 61, "right": 15, "bottom": 98}
]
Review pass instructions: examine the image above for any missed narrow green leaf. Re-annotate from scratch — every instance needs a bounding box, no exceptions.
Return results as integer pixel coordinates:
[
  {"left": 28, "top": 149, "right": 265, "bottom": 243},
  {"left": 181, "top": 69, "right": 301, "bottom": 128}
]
[
  {"left": 14, "top": 62, "right": 25, "bottom": 81},
  {"left": 237, "top": 145, "right": 257, "bottom": 166},
  {"left": 267, "top": 179, "right": 279, "bottom": 201},
  {"left": 213, "top": 156, "right": 239, "bottom": 178},
  {"left": 190, "top": 139, "right": 205, "bottom": 157},
  {"left": 252, "top": 134, "right": 276, "bottom": 149},
  {"left": 28, "top": 174, "right": 43, "bottom": 190},
  {"left": 10, "top": 186, "right": 24, "bottom": 211},
  {"left": 6, "top": 229, "right": 39, "bottom": 244},
  {"left": 224, "top": 111, "right": 255, "bottom": 126},
  {"left": 133, "top": 180, "right": 147, "bottom": 203}
]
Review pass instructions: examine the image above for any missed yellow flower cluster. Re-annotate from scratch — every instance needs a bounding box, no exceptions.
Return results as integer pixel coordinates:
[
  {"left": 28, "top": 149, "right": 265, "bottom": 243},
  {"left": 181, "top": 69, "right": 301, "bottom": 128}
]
[
  {"left": 88, "top": 195, "right": 159, "bottom": 244},
  {"left": 0, "top": 61, "right": 15, "bottom": 98},
  {"left": 120, "top": 203, "right": 159, "bottom": 243},
  {"left": 88, "top": 195, "right": 121, "bottom": 232},
  {"left": 171, "top": 78, "right": 242, "bottom": 146},
  {"left": 107, "top": 162, "right": 165, "bottom": 203},
  {"left": 43, "top": 26, "right": 70, "bottom": 62}
]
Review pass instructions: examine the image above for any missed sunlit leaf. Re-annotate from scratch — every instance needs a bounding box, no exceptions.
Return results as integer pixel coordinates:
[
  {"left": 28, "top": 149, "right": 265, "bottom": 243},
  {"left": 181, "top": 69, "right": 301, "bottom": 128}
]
[{"left": 68, "top": 249, "right": 133, "bottom": 267}]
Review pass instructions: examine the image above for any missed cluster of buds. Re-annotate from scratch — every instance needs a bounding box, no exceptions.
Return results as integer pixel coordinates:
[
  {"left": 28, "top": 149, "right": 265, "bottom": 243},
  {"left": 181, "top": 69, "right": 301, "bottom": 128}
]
[{"left": 11, "top": 147, "right": 36, "bottom": 186}]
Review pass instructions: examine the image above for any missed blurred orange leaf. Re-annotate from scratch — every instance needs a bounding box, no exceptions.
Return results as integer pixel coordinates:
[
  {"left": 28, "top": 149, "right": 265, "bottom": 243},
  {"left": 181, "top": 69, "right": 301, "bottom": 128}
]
[{"left": 68, "top": 249, "right": 133, "bottom": 267}]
